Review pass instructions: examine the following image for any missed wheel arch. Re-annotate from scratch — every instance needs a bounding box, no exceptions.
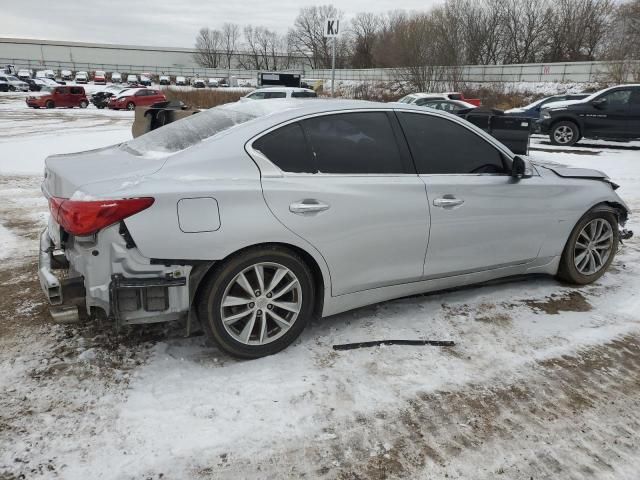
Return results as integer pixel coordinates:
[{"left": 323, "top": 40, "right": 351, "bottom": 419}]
[{"left": 191, "top": 241, "right": 327, "bottom": 321}]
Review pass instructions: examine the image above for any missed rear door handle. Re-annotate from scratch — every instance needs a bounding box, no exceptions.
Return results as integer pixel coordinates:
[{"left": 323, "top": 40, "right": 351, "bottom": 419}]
[
  {"left": 433, "top": 197, "right": 465, "bottom": 208},
  {"left": 289, "top": 200, "right": 330, "bottom": 215}
]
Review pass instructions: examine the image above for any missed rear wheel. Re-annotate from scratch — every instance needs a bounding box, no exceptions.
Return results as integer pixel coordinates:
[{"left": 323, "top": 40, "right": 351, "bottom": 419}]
[
  {"left": 550, "top": 121, "right": 579, "bottom": 146},
  {"left": 45, "top": 100, "right": 55, "bottom": 109},
  {"left": 79, "top": 100, "right": 88, "bottom": 109},
  {"left": 198, "top": 247, "right": 315, "bottom": 359},
  {"left": 558, "top": 207, "right": 618, "bottom": 284},
  {"left": 126, "top": 102, "right": 135, "bottom": 111}
]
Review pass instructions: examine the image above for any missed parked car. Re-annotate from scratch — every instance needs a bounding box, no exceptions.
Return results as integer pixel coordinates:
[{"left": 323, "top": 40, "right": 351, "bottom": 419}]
[
  {"left": 111, "top": 72, "right": 123, "bottom": 83},
  {"left": 37, "top": 100, "right": 632, "bottom": 358},
  {"left": 75, "top": 71, "right": 88, "bottom": 84},
  {"left": 24, "top": 78, "right": 48, "bottom": 91},
  {"left": 127, "top": 74, "right": 139, "bottom": 85},
  {"left": 192, "top": 77, "right": 206, "bottom": 88},
  {"left": 159, "top": 75, "right": 171, "bottom": 86},
  {"left": 61, "top": 70, "right": 73, "bottom": 80},
  {"left": 2, "top": 64, "right": 17, "bottom": 76},
  {"left": 94, "top": 70, "right": 107, "bottom": 85},
  {"left": 241, "top": 87, "right": 317, "bottom": 100},
  {"left": 0, "top": 79, "right": 8, "bottom": 92},
  {"left": 0, "top": 74, "right": 29, "bottom": 92},
  {"left": 90, "top": 85, "right": 128, "bottom": 109},
  {"left": 43, "top": 70, "right": 56, "bottom": 80},
  {"left": 107, "top": 88, "right": 166, "bottom": 110},
  {"left": 505, "top": 94, "right": 589, "bottom": 118},
  {"left": 207, "top": 78, "right": 219, "bottom": 88},
  {"left": 17, "top": 69, "right": 32, "bottom": 81},
  {"left": 538, "top": 84, "right": 640, "bottom": 146},
  {"left": 26, "top": 85, "right": 89, "bottom": 108},
  {"left": 140, "top": 74, "right": 152, "bottom": 86},
  {"left": 398, "top": 92, "right": 481, "bottom": 107},
  {"left": 175, "top": 76, "right": 187, "bottom": 86}
]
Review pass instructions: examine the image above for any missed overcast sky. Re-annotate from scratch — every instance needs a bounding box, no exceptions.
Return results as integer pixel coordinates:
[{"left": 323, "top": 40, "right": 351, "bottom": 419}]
[{"left": 1, "top": 0, "right": 442, "bottom": 47}]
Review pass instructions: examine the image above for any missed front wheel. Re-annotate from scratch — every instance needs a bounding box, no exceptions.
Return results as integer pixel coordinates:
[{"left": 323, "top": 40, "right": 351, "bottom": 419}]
[
  {"left": 45, "top": 100, "right": 55, "bottom": 109},
  {"left": 558, "top": 207, "right": 619, "bottom": 284},
  {"left": 550, "top": 121, "right": 579, "bottom": 146},
  {"left": 126, "top": 102, "right": 135, "bottom": 111},
  {"left": 197, "top": 247, "right": 315, "bottom": 359}
]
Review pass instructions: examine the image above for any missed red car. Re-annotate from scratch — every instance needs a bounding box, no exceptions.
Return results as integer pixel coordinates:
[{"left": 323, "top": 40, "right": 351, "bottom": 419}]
[
  {"left": 26, "top": 86, "right": 89, "bottom": 109},
  {"left": 108, "top": 88, "right": 166, "bottom": 110}
]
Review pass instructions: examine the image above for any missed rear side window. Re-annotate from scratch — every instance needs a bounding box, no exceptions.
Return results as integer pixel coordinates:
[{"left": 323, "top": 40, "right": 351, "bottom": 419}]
[
  {"left": 253, "top": 123, "right": 314, "bottom": 173},
  {"left": 302, "top": 112, "right": 405, "bottom": 174},
  {"left": 265, "top": 92, "right": 286, "bottom": 99},
  {"left": 291, "top": 91, "right": 317, "bottom": 98},
  {"left": 397, "top": 112, "right": 507, "bottom": 175}
]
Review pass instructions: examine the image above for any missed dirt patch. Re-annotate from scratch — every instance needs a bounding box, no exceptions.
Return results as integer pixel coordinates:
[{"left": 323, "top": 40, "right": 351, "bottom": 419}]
[{"left": 523, "top": 291, "right": 592, "bottom": 315}]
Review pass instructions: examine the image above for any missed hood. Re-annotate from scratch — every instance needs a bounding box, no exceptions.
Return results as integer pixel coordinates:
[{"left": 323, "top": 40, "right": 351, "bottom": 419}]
[
  {"left": 504, "top": 107, "right": 526, "bottom": 114},
  {"left": 42, "top": 144, "right": 165, "bottom": 199},
  {"left": 532, "top": 160, "right": 618, "bottom": 188}
]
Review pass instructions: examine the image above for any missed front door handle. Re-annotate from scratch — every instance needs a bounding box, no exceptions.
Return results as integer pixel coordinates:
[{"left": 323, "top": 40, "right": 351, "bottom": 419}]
[
  {"left": 433, "top": 196, "right": 465, "bottom": 208},
  {"left": 289, "top": 200, "right": 330, "bottom": 215}
]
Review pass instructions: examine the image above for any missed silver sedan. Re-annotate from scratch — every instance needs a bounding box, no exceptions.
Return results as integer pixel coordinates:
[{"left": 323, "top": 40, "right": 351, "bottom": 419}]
[{"left": 39, "top": 100, "right": 631, "bottom": 358}]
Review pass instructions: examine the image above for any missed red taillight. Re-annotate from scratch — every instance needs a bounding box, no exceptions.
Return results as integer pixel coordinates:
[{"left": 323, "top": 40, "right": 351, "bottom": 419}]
[{"left": 49, "top": 197, "right": 154, "bottom": 236}]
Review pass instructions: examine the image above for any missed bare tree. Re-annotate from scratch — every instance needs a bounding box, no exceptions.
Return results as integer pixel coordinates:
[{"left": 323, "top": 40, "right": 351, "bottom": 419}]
[
  {"left": 194, "top": 27, "right": 222, "bottom": 68},
  {"left": 351, "top": 13, "right": 380, "bottom": 68},
  {"left": 221, "top": 23, "right": 240, "bottom": 68},
  {"left": 499, "top": 0, "right": 552, "bottom": 64}
]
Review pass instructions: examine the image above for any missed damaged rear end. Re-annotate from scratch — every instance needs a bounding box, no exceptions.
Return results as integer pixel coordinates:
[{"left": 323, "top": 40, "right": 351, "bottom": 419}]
[{"left": 39, "top": 145, "right": 193, "bottom": 326}]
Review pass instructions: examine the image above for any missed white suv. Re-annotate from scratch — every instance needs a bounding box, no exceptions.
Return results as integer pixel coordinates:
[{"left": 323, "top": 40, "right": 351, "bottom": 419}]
[{"left": 242, "top": 87, "right": 317, "bottom": 101}]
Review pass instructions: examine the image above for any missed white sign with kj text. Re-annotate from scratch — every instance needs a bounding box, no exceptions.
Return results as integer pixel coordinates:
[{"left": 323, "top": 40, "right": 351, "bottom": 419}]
[{"left": 324, "top": 19, "right": 340, "bottom": 37}]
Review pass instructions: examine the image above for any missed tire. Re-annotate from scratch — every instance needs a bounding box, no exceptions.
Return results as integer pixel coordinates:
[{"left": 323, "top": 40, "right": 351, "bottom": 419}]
[
  {"left": 550, "top": 120, "right": 579, "bottom": 146},
  {"left": 97, "top": 105, "right": 104, "bottom": 109},
  {"left": 45, "top": 100, "right": 55, "bottom": 109},
  {"left": 79, "top": 100, "right": 88, "bottom": 109},
  {"left": 558, "top": 206, "right": 619, "bottom": 285},
  {"left": 126, "top": 102, "right": 135, "bottom": 111},
  {"left": 197, "top": 247, "right": 315, "bottom": 359}
]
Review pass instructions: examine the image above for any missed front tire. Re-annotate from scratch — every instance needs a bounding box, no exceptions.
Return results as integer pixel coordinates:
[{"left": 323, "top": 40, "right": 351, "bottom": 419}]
[
  {"left": 126, "top": 102, "right": 135, "bottom": 111},
  {"left": 45, "top": 100, "right": 55, "bottom": 109},
  {"left": 198, "top": 247, "right": 315, "bottom": 359},
  {"left": 558, "top": 207, "right": 619, "bottom": 285},
  {"left": 550, "top": 121, "right": 579, "bottom": 146}
]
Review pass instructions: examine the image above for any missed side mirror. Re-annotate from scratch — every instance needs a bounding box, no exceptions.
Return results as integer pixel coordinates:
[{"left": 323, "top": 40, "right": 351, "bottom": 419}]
[
  {"left": 592, "top": 97, "right": 607, "bottom": 109},
  {"left": 511, "top": 156, "right": 527, "bottom": 179}
]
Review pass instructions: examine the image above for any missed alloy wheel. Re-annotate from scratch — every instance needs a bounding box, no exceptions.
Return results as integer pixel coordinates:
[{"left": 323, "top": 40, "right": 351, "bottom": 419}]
[
  {"left": 573, "top": 218, "right": 614, "bottom": 275},
  {"left": 553, "top": 125, "right": 574, "bottom": 144},
  {"left": 220, "top": 262, "right": 302, "bottom": 346}
]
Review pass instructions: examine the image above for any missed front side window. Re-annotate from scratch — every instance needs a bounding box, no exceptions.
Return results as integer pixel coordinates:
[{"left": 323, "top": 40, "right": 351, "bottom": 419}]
[
  {"left": 70, "top": 87, "right": 82, "bottom": 94},
  {"left": 56, "top": 87, "right": 68, "bottom": 95},
  {"left": 265, "top": 92, "right": 286, "bottom": 99},
  {"left": 302, "top": 112, "right": 405, "bottom": 174},
  {"left": 291, "top": 91, "right": 317, "bottom": 98},
  {"left": 253, "top": 123, "right": 314, "bottom": 173},
  {"left": 397, "top": 112, "right": 507, "bottom": 175},
  {"left": 600, "top": 89, "right": 631, "bottom": 106}
]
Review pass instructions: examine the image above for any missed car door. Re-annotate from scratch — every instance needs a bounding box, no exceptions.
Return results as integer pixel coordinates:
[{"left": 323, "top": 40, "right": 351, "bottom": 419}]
[
  {"left": 255, "top": 111, "right": 431, "bottom": 296},
  {"left": 55, "top": 87, "right": 70, "bottom": 107},
  {"left": 396, "top": 111, "right": 552, "bottom": 279},
  {"left": 69, "top": 86, "right": 82, "bottom": 106},
  {"left": 583, "top": 88, "right": 632, "bottom": 137},
  {"left": 135, "top": 89, "right": 149, "bottom": 105}
]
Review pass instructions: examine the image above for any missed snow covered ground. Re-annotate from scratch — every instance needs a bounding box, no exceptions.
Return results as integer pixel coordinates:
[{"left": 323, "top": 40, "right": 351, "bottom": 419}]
[{"left": 0, "top": 92, "right": 639, "bottom": 479}]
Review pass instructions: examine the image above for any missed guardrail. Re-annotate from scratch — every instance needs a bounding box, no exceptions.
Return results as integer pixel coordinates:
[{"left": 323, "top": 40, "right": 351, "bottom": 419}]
[{"left": 2, "top": 58, "right": 639, "bottom": 84}]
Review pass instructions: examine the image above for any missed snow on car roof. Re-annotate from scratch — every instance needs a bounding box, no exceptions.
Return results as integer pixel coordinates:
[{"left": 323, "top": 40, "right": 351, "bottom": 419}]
[{"left": 255, "top": 86, "right": 314, "bottom": 92}]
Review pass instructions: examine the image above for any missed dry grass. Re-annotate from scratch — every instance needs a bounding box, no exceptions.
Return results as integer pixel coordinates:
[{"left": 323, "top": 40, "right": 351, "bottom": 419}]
[{"left": 160, "top": 88, "right": 250, "bottom": 109}]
